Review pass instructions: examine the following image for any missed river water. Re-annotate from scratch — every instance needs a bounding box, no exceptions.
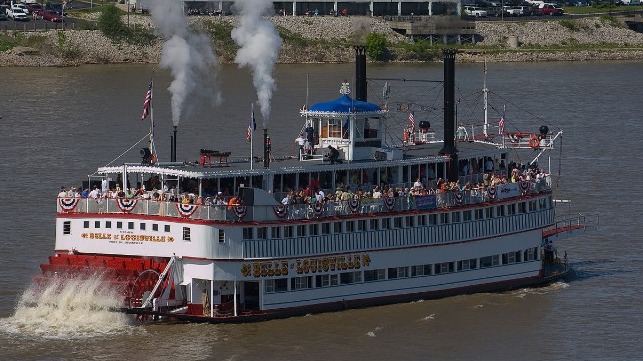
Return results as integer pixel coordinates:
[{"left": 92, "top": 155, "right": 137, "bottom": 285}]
[{"left": 0, "top": 61, "right": 641, "bottom": 360}]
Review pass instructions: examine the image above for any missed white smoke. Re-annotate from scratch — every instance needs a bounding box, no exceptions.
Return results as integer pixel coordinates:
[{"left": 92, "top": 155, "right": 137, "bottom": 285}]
[
  {"left": 231, "top": 0, "right": 282, "bottom": 128},
  {"left": 150, "top": 0, "right": 221, "bottom": 126}
]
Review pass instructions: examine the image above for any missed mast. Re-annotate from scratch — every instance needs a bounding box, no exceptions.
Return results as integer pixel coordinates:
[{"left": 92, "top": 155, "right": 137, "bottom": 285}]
[{"left": 483, "top": 59, "right": 488, "bottom": 138}]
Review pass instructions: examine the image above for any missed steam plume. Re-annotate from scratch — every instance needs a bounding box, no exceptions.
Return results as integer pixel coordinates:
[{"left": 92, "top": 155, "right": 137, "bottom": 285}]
[
  {"left": 150, "top": 0, "right": 221, "bottom": 126},
  {"left": 231, "top": 0, "right": 282, "bottom": 128}
]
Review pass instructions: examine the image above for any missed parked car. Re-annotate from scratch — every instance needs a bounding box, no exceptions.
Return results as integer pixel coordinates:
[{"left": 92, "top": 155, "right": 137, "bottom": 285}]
[
  {"left": 40, "top": 9, "right": 62, "bottom": 21},
  {"left": 464, "top": 6, "right": 488, "bottom": 17},
  {"left": 621, "top": 0, "right": 641, "bottom": 4},
  {"left": 7, "top": 8, "right": 29, "bottom": 21},
  {"left": 504, "top": 6, "right": 524, "bottom": 15},
  {"left": 540, "top": 3, "right": 564, "bottom": 15},
  {"left": 27, "top": 3, "right": 43, "bottom": 14}
]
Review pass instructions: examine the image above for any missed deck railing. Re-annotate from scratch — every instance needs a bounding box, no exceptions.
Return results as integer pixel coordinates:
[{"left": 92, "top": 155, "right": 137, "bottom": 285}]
[{"left": 57, "top": 177, "right": 551, "bottom": 222}]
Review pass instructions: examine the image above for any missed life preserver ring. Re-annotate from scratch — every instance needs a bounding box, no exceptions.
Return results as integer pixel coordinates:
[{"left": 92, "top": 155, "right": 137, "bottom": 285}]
[
  {"left": 150, "top": 154, "right": 157, "bottom": 164},
  {"left": 528, "top": 136, "right": 539, "bottom": 149},
  {"left": 403, "top": 130, "right": 409, "bottom": 143}
]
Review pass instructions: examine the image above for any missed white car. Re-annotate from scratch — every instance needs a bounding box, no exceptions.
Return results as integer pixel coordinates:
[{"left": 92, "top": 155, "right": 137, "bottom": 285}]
[
  {"left": 464, "top": 6, "right": 488, "bottom": 17},
  {"left": 7, "top": 8, "right": 28, "bottom": 21},
  {"left": 621, "top": 0, "right": 641, "bottom": 4}
]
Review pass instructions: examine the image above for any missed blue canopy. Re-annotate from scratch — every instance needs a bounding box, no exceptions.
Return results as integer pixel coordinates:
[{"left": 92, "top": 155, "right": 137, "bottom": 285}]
[{"left": 308, "top": 94, "right": 381, "bottom": 113}]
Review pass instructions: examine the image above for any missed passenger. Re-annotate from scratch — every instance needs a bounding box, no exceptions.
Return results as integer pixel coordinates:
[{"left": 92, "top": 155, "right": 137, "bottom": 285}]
[
  {"left": 58, "top": 186, "right": 67, "bottom": 198},
  {"left": 327, "top": 145, "right": 341, "bottom": 164},
  {"left": 295, "top": 133, "right": 306, "bottom": 155}
]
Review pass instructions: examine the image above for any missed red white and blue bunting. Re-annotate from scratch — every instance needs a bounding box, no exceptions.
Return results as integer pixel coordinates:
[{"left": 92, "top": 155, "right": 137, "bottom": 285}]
[
  {"left": 176, "top": 203, "right": 198, "bottom": 218},
  {"left": 116, "top": 198, "right": 138, "bottom": 213},
  {"left": 454, "top": 191, "right": 464, "bottom": 204},
  {"left": 273, "top": 204, "right": 288, "bottom": 218},
  {"left": 312, "top": 202, "right": 324, "bottom": 217},
  {"left": 384, "top": 197, "right": 395, "bottom": 211},
  {"left": 348, "top": 198, "right": 361, "bottom": 213},
  {"left": 233, "top": 205, "right": 247, "bottom": 219},
  {"left": 487, "top": 186, "right": 497, "bottom": 200},
  {"left": 58, "top": 197, "right": 79, "bottom": 212},
  {"left": 519, "top": 181, "right": 530, "bottom": 195}
]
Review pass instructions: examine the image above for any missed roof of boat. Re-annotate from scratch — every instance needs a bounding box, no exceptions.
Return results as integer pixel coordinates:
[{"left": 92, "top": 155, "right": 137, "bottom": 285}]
[
  {"left": 96, "top": 140, "right": 507, "bottom": 178},
  {"left": 305, "top": 94, "right": 383, "bottom": 115}
]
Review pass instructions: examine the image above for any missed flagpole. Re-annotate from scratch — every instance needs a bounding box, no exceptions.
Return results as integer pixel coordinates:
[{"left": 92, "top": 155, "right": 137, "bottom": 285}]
[
  {"left": 150, "top": 71, "right": 156, "bottom": 162},
  {"left": 250, "top": 103, "right": 254, "bottom": 170}
]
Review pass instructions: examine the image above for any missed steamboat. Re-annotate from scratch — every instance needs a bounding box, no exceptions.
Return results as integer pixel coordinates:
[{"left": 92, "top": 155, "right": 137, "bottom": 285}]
[{"left": 44, "top": 49, "right": 585, "bottom": 323}]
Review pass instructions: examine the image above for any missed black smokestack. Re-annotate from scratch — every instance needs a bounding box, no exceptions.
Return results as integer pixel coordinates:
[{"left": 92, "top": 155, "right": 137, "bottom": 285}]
[
  {"left": 172, "top": 126, "right": 177, "bottom": 162},
  {"left": 354, "top": 46, "right": 367, "bottom": 101},
  {"left": 439, "top": 49, "right": 459, "bottom": 182},
  {"left": 263, "top": 129, "right": 270, "bottom": 168}
]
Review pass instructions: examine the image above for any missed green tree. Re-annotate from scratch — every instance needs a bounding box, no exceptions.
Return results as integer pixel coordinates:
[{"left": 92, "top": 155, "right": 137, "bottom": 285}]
[
  {"left": 365, "top": 33, "right": 388, "bottom": 61},
  {"left": 98, "top": 4, "right": 128, "bottom": 40}
]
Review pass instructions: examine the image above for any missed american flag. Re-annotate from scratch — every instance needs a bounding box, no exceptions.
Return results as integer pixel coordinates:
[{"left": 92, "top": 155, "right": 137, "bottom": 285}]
[
  {"left": 246, "top": 109, "right": 256, "bottom": 142},
  {"left": 141, "top": 80, "right": 152, "bottom": 121},
  {"left": 409, "top": 111, "right": 415, "bottom": 133},
  {"left": 499, "top": 116, "right": 505, "bottom": 134}
]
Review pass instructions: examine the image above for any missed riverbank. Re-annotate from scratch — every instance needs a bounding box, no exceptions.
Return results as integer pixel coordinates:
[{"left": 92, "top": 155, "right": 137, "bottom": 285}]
[{"left": 1, "top": 14, "right": 643, "bottom": 66}]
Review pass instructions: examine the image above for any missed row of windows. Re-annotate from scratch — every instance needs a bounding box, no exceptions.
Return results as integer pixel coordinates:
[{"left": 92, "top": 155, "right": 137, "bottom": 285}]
[
  {"left": 265, "top": 247, "right": 539, "bottom": 294},
  {"left": 82, "top": 220, "right": 171, "bottom": 233},
  {"left": 246, "top": 198, "right": 550, "bottom": 240}
]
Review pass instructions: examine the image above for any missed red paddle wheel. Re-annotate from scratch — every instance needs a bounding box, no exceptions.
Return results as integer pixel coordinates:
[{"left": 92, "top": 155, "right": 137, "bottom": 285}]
[{"left": 37, "top": 253, "right": 170, "bottom": 308}]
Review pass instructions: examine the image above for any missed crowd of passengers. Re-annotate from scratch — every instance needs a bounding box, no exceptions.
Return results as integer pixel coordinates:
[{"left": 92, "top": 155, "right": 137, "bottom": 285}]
[{"left": 57, "top": 160, "right": 548, "bottom": 208}]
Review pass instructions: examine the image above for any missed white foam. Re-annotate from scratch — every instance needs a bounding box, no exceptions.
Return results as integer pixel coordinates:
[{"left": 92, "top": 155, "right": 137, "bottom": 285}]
[{"left": 0, "top": 276, "right": 139, "bottom": 339}]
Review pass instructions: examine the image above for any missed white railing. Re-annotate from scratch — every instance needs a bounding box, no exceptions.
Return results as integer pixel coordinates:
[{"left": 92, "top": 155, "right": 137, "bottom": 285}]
[{"left": 57, "top": 176, "right": 552, "bottom": 222}]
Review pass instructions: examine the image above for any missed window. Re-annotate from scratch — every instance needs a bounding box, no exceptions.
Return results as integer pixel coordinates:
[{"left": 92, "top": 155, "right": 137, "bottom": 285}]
[
  {"left": 388, "top": 266, "right": 408, "bottom": 279},
  {"left": 265, "top": 278, "right": 288, "bottom": 293},
  {"left": 182, "top": 227, "right": 191, "bottom": 241},
  {"left": 165, "top": 225, "right": 171, "bottom": 232},
  {"left": 106, "top": 221, "right": 112, "bottom": 229},
  {"left": 257, "top": 227, "right": 268, "bottom": 239},
  {"left": 451, "top": 211, "right": 461, "bottom": 223},
  {"left": 480, "top": 255, "right": 500, "bottom": 268},
  {"left": 140, "top": 223, "right": 146, "bottom": 230},
  {"left": 518, "top": 202, "right": 527, "bottom": 214},
  {"left": 243, "top": 228, "right": 253, "bottom": 240},
  {"left": 440, "top": 213, "right": 448, "bottom": 224},
  {"left": 340, "top": 271, "right": 362, "bottom": 285},
  {"left": 316, "top": 274, "right": 339, "bottom": 287},
  {"left": 272, "top": 226, "right": 281, "bottom": 239},
  {"left": 291, "top": 276, "right": 313, "bottom": 290},
  {"left": 382, "top": 218, "right": 391, "bottom": 229},
  {"left": 429, "top": 214, "right": 437, "bottom": 225},
  {"left": 475, "top": 209, "right": 484, "bottom": 220},
  {"left": 297, "top": 225, "right": 306, "bottom": 237},
  {"left": 411, "top": 264, "right": 432, "bottom": 276},
  {"left": 345, "top": 221, "right": 355, "bottom": 232},
  {"left": 83, "top": 221, "right": 90, "bottom": 228},
  {"left": 63, "top": 221, "right": 71, "bottom": 235},
  {"left": 463, "top": 210, "right": 472, "bottom": 222},
  {"left": 435, "top": 262, "right": 454, "bottom": 274},
  {"left": 284, "top": 226, "right": 294, "bottom": 238},
  {"left": 529, "top": 200, "right": 537, "bottom": 212},
  {"left": 369, "top": 219, "right": 378, "bottom": 230},
  {"left": 485, "top": 207, "right": 494, "bottom": 219},
  {"left": 507, "top": 204, "right": 516, "bottom": 216},
  {"left": 152, "top": 224, "right": 159, "bottom": 231},
  {"left": 405, "top": 216, "right": 415, "bottom": 228},
  {"left": 117, "top": 222, "right": 123, "bottom": 229},
  {"left": 218, "top": 229, "right": 225, "bottom": 243},
  {"left": 364, "top": 269, "right": 386, "bottom": 282},
  {"left": 497, "top": 205, "right": 505, "bottom": 217},
  {"left": 334, "top": 222, "right": 342, "bottom": 233},
  {"left": 321, "top": 223, "right": 331, "bottom": 235},
  {"left": 94, "top": 221, "right": 100, "bottom": 228},
  {"left": 458, "top": 258, "right": 477, "bottom": 271},
  {"left": 394, "top": 217, "right": 402, "bottom": 228},
  {"left": 503, "top": 252, "right": 517, "bottom": 264},
  {"left": 417, "top": 215, "right": 427, "bottom": 226},
  {"left": 524, "top": 248, "right": 535, "bottom": 262},
  {"left": 357, "top": 220, "right": 366, "bottom": 232},
  {"left": 309, "top": 224, "right": 318, "bottom": 236},
  {"left": 128, "top": 222, "right": 135, "bottom": 230}
]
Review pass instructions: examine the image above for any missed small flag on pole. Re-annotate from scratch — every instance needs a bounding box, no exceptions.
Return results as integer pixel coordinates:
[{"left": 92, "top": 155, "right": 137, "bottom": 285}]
[
  {"left": 499, "top": 116, "right": 505, "bottom": 134},
  {"left": 409, "top": 111, "right": 415, "bottom": 133},
  {"left": 246, "top": 108, "right": 256, "bottom": 142},
  {"left": 141, "top": 80, "right": 152, "bottom": 121}
]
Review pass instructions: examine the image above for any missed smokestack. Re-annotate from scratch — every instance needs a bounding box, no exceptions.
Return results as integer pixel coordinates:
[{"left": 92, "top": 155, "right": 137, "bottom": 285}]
[
  {"left": 354, "top": 46, "right": 367, "bottom": 102},
  {"left": 439, "top": 49, "right": 459, "bottom": 182},
  {"left": 172, "top": 126, "right": 177, "bottom": 162},
  {"left": 263, "top": 129, "right": 270, "bottom": 168}
]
